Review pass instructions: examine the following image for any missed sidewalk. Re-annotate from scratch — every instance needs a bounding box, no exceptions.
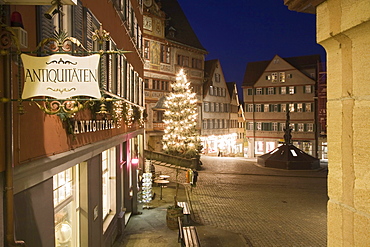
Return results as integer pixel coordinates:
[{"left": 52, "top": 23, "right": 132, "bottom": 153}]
[{"left": 114, "top": 180, "right": 248, "bottom": 247}]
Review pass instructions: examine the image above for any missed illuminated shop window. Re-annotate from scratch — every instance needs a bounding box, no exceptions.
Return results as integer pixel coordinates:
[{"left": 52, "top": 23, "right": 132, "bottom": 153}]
[
  {"left": 54, "top": 166, "right": 79, "bottom": 247},
  {"left": 102, "top": 147, "right": 116, "bottom": 231}
]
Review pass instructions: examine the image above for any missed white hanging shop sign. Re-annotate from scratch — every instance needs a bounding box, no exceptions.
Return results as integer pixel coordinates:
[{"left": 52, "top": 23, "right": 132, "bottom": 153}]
[{"left": 21, "top": 54, "right": 101, "bottom": 99}]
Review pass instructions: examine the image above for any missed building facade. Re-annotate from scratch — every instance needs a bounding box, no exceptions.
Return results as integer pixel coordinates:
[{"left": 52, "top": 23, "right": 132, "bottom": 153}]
[
  {"left": 242, "top": 54, "right": 326, "bottom": 158},
  {"left": 285, "top": 0, "right": 370, "bottom": 245},
  {"left": 0, "top": 1, "right": 145, "bottom": 246},
  {"left": 143, "top": 0, "right": 207, "bottom": 152},
  {"left": 201, "top": 59, "right": 244, "bottom": 156}
]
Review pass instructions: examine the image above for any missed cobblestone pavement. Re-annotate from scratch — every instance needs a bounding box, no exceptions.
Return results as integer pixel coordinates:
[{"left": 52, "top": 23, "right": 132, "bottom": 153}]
[{"left": 155, "top": 156, "right": 328, "bottom": 247}]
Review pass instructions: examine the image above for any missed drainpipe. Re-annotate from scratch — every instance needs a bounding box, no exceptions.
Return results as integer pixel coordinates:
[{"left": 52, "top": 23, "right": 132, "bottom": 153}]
[{"left": 3, "top": 52, "right": 25, "bottom": 246}]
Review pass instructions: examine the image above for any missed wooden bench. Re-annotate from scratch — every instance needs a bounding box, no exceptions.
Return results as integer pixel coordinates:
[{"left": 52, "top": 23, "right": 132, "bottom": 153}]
[
  {"left": 178, "top": 217, "right": 201, "bottom": 247},
  {"left": 177, "top": 201, "right": 191, "bottom": 224}
]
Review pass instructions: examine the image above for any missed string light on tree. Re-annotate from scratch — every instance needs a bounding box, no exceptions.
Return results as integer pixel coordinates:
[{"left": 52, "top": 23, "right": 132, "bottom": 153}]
[{"left": 162, "top": 69, "right": 201, "bottom": 158}]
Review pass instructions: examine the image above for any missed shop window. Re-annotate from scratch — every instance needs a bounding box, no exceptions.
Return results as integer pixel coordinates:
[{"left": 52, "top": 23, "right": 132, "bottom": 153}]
[
  {"left": 102, "top": 148, "right": 116, "bottom": 231},
  {"left": 54, "top": 166, "right": 79, "bottom": 247},
  {"left": 255, "top": 141, "right": 264, "bottom": 154}
]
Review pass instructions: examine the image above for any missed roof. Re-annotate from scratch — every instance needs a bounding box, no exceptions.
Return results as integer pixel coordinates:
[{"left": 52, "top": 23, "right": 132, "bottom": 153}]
[
  {"left": 203, "top": 59, "right": 219, "bottom": 97},
  {"left": 160, "top": 0, "right": 207, "bottom": 52},
  {"left": 226, "top": 82, "right": 236, "bottom": 98},
  {"left": 242, "top": 54, "right": 321, "bottom": 87}
]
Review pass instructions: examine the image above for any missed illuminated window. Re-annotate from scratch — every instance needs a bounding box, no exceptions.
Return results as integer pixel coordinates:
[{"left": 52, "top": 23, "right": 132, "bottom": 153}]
[
  {"left": 271, "top": 73, "right": 278, "bottom": 83},
  {"left": 279, "top": 72, "right": 285, "bottom": 82},
  {"left": 264, "top": 104, "right": 269, "bottom": 112},
  {"left": 144, "top": 40, "right": 150, "bottom": 60},
  {"left": 248, "top": 104, "right": 253, "bottom": 112},
  {"left": 281, "top": 104, "right": 287, "bottom": 112},
  {"left": 304, "top": 85, "right": 312, "bottom": 93},
  {"left": 256, "top": 104, "right": 262, "bottom": 112},
  {"left": 281, "top": 87, "right": 286, "bottom": 94},
  {"left": 160, "top": 44, "right": 170, "bottom": 64},
  {"left": 298, "top": 123, "right": 304, "bottom": 131},
  {"left": 102, "top": 148, "right": 116, "bottom": 229},
  {"left": 307, "top": 123, "right": 314, "bottom": 132},
  {"left": 305, "top": 103, "right": 312, "bottom": 112},
  {"left": 256, "top": 122, "right": 262, "bottom": 130},
  {"left": 289, "top": 103, "right": 295, "bottom": 112},
  {"left": 297, "top": 103, "right": 303, "bottom": 112},
  {"left": 289, "top": 86, "right": 295, "bottom": 94},
  {"left": 54, "top": 166, "right": 79, "bottom": 247},
  {"left": 280, "top": 123, "right": 286, "bottom": 131},
  {"left": 272, "top": 122, "right": 278, "bottom": 131}
]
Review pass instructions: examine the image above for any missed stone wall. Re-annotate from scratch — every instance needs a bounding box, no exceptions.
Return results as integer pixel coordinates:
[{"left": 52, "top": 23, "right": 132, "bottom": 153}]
[{"left": 316, "top": 0, "right": 370, "bottom": 245}]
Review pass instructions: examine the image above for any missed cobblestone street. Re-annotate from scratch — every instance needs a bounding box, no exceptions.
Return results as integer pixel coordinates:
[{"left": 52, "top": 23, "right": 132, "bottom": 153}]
[{"left": 155, "top": 155, "right": 328, "bottom": 247}]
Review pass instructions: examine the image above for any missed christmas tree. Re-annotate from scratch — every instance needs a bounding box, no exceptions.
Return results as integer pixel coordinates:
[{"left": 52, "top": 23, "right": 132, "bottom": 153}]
[{"left": 162, "top": 69, "right": 201, "bottom": 158}]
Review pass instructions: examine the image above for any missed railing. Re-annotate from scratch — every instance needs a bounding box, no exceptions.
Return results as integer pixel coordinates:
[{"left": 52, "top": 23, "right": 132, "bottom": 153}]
[{"left": 144, "top": 150, "right": 201, "bottom": 170}]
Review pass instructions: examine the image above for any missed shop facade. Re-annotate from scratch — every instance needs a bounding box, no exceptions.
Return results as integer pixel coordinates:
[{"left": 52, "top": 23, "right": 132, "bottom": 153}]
[{"left": 1, "top": 1, "right": 145, "bottom": 246}]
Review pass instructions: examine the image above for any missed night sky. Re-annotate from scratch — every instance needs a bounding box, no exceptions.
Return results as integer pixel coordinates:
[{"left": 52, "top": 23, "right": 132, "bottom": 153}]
[{"left": 176, "top": 0, "right": 327, "bottom": 95}]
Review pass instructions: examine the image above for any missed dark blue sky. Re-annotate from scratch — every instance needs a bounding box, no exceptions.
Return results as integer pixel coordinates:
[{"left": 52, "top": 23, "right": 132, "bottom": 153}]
[{"left": 177, "top": 0, "right": 326, "bottom": 91}]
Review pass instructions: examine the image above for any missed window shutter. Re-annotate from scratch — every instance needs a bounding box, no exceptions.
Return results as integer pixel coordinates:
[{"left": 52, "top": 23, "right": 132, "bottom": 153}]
[
  {"left": 72, "top": 1, "right": 84, "bottom": 44},
  {"left": 302, "top": 103, "right": 306, "bottom": 112},
  {"left": 37, "top": 6, "right": 55, "bottom": 43}
]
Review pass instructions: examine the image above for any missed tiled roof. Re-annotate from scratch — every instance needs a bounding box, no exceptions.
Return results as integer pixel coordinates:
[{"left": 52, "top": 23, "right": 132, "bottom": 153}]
[
  {"left": 242, "top": 54, "right": 321, "bottom": 87},
  {"left": 160, "top": 0, "right": 207, "bottom": 52}
]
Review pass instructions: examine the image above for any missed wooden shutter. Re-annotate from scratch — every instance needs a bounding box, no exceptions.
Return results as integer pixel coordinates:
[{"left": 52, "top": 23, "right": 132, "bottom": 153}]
[{"left": 37, "top": 6, "right": 55, "bottom": 43}]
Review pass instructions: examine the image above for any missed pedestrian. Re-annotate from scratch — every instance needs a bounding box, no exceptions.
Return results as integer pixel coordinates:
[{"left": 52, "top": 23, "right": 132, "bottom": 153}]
[{"left": 191, "top": 169, "right": 198, "bottom": 187}]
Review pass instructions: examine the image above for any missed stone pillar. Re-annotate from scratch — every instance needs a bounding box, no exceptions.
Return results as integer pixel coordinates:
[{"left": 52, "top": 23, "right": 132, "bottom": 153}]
[{"left": 316, "top": 0, "right": 370, "bottom": 245}]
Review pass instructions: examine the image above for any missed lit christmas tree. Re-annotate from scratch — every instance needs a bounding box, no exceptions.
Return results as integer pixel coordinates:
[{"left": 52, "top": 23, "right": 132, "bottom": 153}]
[{"left": 162, "top": 69, "right": 201, "bottom": 158}]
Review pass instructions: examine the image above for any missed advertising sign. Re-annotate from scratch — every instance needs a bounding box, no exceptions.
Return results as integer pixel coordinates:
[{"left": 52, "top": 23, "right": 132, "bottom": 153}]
[{"left": 21, "top": 54, "right": 101, "bottom": 99}]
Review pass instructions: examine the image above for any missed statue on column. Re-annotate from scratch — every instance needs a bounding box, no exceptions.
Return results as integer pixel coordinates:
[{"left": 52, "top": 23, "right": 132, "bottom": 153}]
[{"left": 283, "top": 110, "right": 292, "bottom": 145}]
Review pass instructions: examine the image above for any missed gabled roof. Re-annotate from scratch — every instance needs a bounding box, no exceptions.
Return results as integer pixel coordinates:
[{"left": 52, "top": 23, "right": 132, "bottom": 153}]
[
  {"left": 226, "top": 82, "right": 236, "bottom": 98},
  {"left": 203, "top": 59, "right": 219, "bottom": 97},
  {"left": 242, "top": 54, "right": 321, "bottom": 87},
  {"left": 160, "top": 0, "right": 207, "bottom": 52}
]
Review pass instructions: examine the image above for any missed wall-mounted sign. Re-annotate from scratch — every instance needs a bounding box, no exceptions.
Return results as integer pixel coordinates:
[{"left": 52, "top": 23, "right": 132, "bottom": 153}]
[
  {"left": 73, "top": 119, "right": 116, "bottom": 135},
  {"left": 21, "top": 54, "right": 101, "bottom": 99}
]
